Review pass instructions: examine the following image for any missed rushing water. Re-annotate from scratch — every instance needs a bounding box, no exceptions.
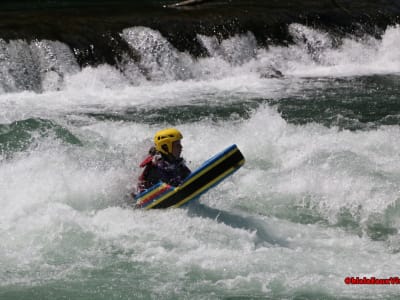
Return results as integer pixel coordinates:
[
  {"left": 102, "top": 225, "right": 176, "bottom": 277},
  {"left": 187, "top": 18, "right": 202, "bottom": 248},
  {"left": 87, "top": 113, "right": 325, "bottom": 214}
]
[{"left": 1, "top": 23, "right": 400, "bottom": 299}]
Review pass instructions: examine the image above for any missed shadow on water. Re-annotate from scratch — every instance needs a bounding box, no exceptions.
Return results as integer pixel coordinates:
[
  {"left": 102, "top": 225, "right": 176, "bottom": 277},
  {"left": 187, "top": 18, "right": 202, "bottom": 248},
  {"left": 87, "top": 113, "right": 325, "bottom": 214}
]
[
  {"left": 84, "top": 100, "right": 262, "bottom": 124},
  {"left": 186, "top": 202, "right": 289, "bottom": 247}
]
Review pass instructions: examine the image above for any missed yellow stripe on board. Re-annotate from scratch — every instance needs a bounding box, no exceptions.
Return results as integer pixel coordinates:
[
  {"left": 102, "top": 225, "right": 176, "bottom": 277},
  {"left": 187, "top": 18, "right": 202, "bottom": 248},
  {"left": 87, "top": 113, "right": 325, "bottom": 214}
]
[
  {"left": 144, "top": 187, "right": 179, "bottom": 210},
  {"left": 172, "top": 158, "right": 245, "bottom": 208},
  {"left": 137, "top": 183, "right": 169, "bottom": 202},
  {"left": 179, "top": 148, "right": 239, "bottom": 189}
]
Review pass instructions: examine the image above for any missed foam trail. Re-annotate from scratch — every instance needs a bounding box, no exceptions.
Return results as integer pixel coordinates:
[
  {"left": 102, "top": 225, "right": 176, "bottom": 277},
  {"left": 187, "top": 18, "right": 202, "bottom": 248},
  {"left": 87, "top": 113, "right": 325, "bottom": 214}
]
[{"left": 187, "top": 203, "right": 289, "bottom": 247}]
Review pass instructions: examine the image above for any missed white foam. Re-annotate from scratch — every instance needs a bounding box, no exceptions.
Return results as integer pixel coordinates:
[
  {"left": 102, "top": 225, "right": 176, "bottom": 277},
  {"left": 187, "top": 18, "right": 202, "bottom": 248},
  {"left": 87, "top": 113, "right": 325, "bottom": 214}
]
[
  {"left": 1, "top": 106, "right": 400, "bottom": 297},
  {"left": 272, "top": 23, "right": 400, "bottom": 77}
]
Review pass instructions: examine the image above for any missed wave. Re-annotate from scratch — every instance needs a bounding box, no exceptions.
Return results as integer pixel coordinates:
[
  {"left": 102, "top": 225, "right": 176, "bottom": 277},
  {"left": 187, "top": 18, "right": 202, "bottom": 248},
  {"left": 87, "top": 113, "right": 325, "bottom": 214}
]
[{"left": 0, "top": 118, "right": 81, "bottom": 158}]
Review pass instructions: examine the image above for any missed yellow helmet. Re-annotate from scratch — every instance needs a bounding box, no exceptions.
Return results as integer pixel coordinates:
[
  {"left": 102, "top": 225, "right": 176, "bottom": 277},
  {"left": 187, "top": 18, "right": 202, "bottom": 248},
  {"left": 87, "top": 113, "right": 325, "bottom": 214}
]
[{"left": 154, "top": 128, "right": 183, "bottom": 155}]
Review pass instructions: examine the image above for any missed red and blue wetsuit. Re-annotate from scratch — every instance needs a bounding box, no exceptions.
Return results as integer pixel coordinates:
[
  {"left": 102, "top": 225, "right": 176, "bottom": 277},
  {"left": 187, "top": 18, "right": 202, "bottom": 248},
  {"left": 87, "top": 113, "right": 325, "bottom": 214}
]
[{"left": 137, "top": 148, "right": 191, "bottom": 193}]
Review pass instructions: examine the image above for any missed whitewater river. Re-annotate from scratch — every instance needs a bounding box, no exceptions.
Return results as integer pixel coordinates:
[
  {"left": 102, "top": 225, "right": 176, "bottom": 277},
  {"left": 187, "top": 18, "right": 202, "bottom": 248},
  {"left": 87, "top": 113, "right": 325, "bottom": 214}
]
[{"left": 1, "top": 23, "right": 400, "bottom": 299}]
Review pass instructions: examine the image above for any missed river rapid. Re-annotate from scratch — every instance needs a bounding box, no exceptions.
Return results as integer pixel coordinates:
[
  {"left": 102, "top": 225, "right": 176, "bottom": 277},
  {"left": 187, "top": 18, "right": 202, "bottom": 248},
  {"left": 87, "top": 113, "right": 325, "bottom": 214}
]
[{"left": 1, "top": 8, "right": 400, "bottom": 299}]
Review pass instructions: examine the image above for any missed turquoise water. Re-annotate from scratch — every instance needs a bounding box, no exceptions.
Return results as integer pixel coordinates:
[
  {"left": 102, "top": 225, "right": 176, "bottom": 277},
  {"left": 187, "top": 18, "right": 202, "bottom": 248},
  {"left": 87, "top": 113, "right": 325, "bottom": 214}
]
[{"left": 1, "top": 24, "right": 400, "bottom": 299}]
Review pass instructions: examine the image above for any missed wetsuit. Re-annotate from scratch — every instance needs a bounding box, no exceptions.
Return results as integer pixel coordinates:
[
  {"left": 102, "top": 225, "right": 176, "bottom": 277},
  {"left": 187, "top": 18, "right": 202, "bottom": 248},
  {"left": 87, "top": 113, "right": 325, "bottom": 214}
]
[{"left": 137, "top": 148, "right": 191, "bottom": 193}]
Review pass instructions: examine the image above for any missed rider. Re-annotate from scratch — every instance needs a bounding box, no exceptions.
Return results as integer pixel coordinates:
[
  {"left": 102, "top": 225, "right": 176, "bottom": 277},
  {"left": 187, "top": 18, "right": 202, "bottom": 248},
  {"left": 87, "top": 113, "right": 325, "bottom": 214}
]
[{"left": 136, "top": 128, "right": 191, "bottom": 193}]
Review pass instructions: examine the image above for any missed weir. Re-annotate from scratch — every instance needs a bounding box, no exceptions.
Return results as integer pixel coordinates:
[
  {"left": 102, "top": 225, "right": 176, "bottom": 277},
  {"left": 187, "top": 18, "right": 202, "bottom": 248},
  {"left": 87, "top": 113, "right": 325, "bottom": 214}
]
[{"left": 0, "top": 0, "right": 399, "bottom": 67}]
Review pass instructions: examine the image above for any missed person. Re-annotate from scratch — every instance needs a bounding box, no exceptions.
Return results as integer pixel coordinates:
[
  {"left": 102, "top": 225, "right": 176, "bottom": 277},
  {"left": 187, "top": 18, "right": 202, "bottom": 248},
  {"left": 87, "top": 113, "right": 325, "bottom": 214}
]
[{"left": 136, "top": 128, "right": 191, "bottom": 194}]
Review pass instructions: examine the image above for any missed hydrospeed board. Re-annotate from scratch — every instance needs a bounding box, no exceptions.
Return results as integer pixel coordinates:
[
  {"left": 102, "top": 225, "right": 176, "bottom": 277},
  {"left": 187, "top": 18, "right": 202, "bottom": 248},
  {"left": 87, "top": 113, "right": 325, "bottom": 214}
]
[{"left": 134, "top": 144, "right": 245, "bottom": 209}]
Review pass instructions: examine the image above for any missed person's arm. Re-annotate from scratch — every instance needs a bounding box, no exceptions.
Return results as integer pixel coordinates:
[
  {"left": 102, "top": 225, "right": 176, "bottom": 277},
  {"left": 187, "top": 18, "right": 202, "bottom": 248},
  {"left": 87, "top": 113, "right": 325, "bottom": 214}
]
[{"left": 137, "top": 152, "right": 162, "bottom": 192}]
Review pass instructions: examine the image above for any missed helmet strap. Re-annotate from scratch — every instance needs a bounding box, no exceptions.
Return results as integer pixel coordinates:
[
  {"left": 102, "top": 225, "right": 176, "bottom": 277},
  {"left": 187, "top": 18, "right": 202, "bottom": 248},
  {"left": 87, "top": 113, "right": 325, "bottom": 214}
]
[{"left": 161, "top": 144, "right": 169, "bottom": 154}]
